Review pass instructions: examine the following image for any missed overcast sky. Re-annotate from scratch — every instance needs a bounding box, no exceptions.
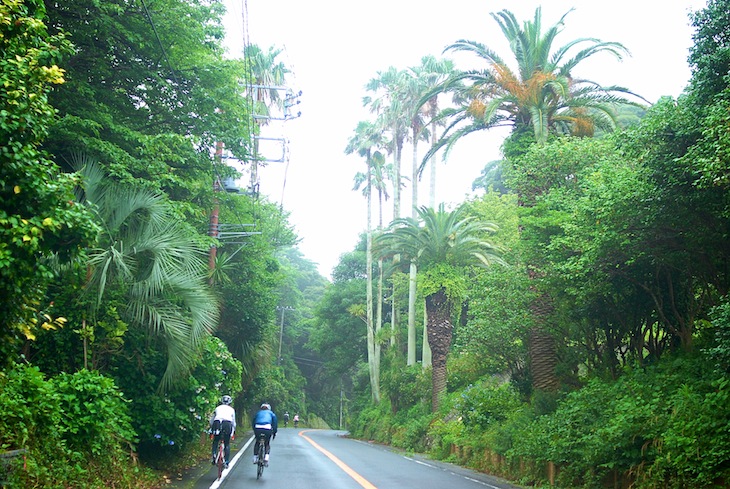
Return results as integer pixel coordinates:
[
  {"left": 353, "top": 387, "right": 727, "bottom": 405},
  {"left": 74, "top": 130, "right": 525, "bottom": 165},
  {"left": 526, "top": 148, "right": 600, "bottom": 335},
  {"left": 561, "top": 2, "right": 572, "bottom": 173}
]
[{"left": 220, "top": 0, "right": 706, "bottom": 279}]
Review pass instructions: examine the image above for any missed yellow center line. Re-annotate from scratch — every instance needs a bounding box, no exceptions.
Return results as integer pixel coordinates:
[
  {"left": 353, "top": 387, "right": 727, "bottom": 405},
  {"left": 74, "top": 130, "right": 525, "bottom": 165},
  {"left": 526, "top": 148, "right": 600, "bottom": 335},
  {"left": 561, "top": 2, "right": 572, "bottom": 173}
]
[{"left": 299, "top": 430, "right": 379, "bottom": 489}]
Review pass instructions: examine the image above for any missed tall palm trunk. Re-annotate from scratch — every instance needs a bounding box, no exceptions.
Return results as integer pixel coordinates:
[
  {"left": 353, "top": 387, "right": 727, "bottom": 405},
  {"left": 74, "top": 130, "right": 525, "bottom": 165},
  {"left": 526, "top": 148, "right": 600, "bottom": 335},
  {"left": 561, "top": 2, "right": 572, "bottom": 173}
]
[
  {"left": 428, "top": 106, "right": 438, "bottom": 209},
  {"left": 528, "top": 290, "right": 559, "bottom": 391},
  {"left": 407, "top": 128, "right": 419, "bottom": 365},
  {"left": 422, "top": 302, "right": 431, "bottom": 366},
  {"left": 391, "top": 127, "right": 404, "bottom": 350},
  {"left": 376, "top": 187, "right": 385, "bottom": 352},
  {"left": 422, "top": 105, "right": 439, "bottom": 368},
  {"left": 407, "top": 262, "right": 418, "bottom": 365},
  {"left": 521, "top": 182, "right": 559, "bottom": 393},
  {"left": 366, "top": 160, "right": 380, "bottom": 403},
  {"left": 425, "top": 287, "right": 452, "bottom": 411}
]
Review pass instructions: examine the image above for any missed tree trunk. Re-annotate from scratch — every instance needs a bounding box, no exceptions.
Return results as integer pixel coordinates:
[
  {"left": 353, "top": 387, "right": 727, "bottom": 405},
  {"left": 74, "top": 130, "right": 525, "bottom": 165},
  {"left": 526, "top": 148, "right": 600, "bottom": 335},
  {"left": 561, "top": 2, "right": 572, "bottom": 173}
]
[
  {"left": 392, "top": 128, "right": 403, "bottom": 352},
  {"left": 422, "top": 301, "right": 431, "bottom": 367},
  {"left": 429, "top": 117, "right": 437, "bottom": 208},
  {"left": 425, "top": 288, "right": 452, "bottom": 411},
  {"left": 366, "top": 157, "right": 380, "bottom": 403},
  {"left": 407, "top": 133, "right": 419, "bottom": 365},
  {"left": 407, "top": 261, "right": 418, "bottom": 365},
  {"left": 528, "top": 291, "right": 559, "bottom": 392}
]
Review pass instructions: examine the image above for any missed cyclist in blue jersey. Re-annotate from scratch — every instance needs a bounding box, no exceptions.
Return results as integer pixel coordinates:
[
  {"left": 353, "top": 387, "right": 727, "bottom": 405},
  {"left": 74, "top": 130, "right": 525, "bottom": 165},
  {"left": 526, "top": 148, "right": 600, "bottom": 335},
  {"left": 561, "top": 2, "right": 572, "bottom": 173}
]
[{"left": 252, "top": 403, "right": 277, "bottom": 465}]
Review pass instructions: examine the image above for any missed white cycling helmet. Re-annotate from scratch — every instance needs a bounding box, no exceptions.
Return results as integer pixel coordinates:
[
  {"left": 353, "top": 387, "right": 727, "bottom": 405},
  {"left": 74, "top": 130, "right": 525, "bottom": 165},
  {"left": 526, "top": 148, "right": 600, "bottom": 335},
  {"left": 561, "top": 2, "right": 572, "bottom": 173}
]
[
  {"left": 221, "top": 395, "right": 232, "bottom": 405},
  {"left": 260, "top": 403, "right": 271, "bottom": 410}
]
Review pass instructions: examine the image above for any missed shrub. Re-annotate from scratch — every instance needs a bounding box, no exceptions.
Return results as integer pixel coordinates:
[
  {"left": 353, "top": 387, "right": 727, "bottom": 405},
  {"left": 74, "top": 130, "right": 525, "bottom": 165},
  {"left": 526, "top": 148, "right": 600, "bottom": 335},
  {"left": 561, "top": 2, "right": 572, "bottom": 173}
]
[
  {"left": 456, "top": 379, "right": 522, "bottom": 431},
  {"left": 0, "top": 363, "right": 157, "bottom": 488},
  {"left": 381, "top": 363, "right": 431, "bottom": 414},
  {"left": 508, "top": 354, "right": 730, "bottom": 488},
  {"left": 427, "top": 417, "right": 465, "bottom": 461},
  {"left": 52, "top": 370, "right": 136, "bottom": 458},
  {"left": 112, "top": 334, "right": 243, "bottom": 464},
  {"left": 390, "top": 403, "right": 432, "bottom": 452}
]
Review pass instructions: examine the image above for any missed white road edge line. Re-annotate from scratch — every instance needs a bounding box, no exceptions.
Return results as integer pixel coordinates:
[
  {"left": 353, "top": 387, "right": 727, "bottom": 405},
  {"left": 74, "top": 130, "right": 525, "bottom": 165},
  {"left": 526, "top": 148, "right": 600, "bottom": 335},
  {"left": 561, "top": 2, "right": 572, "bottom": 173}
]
[
  {"left": 405, "top": 457, "right": 435, "bottom": 468},
  {"left": 355, "top": 439, "right": 506, "bottom": 489},
  {"left": 406, "top": 455, "right": 502, "bottom": 489},
  {"left": 464, "top": 476, "right": 502, "bottom": 489}
]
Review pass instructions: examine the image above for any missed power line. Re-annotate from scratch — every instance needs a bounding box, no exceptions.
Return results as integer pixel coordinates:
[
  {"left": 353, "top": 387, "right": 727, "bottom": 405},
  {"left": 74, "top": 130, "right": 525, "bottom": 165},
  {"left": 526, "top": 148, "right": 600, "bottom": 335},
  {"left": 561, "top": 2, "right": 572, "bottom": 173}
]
[{"left": 138, "top": 0, "right": 180, "bottom": 86}]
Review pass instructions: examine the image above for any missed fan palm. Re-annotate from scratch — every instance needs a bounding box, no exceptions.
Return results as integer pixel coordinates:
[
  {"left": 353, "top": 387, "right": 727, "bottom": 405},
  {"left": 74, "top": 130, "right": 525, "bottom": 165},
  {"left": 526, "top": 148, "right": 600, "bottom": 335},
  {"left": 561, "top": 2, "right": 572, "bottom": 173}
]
[
  {"left": 76, "top": 157, "right": 218, "bottom": 391},
  {"left": 375, "top": 204, "right": 504, "bottom": 411}
]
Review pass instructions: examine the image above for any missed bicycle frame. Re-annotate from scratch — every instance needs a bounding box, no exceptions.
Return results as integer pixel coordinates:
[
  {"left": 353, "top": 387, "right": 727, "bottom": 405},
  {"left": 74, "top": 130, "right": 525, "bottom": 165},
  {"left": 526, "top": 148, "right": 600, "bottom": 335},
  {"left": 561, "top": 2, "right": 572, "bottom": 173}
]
[
  {"left": 256, "top": 432, "right": 267, "bottom": 479},
  {"left": 215, "top": 439, "right": 225, "bottom": 480}
]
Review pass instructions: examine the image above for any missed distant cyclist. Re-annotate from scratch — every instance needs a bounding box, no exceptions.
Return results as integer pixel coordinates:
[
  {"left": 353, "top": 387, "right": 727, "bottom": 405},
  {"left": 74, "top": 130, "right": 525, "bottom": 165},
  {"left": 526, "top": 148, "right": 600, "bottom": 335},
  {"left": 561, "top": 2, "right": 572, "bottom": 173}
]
[
  {"left": 293, "top": 413, "right": 299, "bottom": 428},
  {"left": 252, "top": 403, "right": 278, "bottom": 466},
  {"left": 209, "top": 395, "right": 236, "bottom": 468},
  {"left": 283, "top": 411, "right": 290, "bottom": 427}
]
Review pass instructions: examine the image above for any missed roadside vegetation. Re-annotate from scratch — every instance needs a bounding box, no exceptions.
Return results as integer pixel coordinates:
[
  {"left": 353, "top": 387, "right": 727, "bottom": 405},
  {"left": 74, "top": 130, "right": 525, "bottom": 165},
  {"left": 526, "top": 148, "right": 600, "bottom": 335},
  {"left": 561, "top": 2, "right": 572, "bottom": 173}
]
[{"left": 1, "top": 1, "right": 729, "bottom": 488}]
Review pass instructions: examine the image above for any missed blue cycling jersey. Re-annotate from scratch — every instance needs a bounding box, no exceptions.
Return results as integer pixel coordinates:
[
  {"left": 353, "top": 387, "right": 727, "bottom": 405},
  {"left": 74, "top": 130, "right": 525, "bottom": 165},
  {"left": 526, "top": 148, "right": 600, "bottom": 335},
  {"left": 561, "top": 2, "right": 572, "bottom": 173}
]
[{"left": 252, "top": 409, "right": 278, "bottom": 432}]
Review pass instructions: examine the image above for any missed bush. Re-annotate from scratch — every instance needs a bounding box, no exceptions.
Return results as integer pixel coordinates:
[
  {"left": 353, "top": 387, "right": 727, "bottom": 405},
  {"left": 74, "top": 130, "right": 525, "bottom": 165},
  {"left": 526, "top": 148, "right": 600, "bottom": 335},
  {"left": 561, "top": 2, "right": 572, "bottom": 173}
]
[
  {"left": 456, "top": 379, "right": 522, "bottom": 431},
  {"left": 508, "top": 354, "right": 730, "bottom": 488},
  {"left": 111, "top": 334, "right": 243, "bottom": 464},
  {"left": 707, "top": 298, "right": 730, "bottom": 373},
  {"left": 390, "top": 403, "right": 432, "bottom": 452},
  {"left": 427, "top": 417, "right": 466, "bottom": 461},
  {"left": 0, "top": 363, "right": 157, "bottom": 488},
  {"left": 52, "top": 370, "right": 136, "bottom": 458},
  {"left": 381, "top": 363, "right": 431, "bottom": 413}
]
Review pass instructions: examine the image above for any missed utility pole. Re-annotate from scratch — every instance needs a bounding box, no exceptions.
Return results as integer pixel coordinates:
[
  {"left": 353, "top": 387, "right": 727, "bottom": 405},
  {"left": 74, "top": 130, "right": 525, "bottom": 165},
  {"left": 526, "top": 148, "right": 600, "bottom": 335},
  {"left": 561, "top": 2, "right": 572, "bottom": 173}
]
[
  {"left": 276, "top": 306, "right": 294, "bottom": 364},
  {"left": 208, "top": 141, "right": 223, "bottom": 283},
  {"left": 339, "top": 384, "right": 344, "bottom": 429}
]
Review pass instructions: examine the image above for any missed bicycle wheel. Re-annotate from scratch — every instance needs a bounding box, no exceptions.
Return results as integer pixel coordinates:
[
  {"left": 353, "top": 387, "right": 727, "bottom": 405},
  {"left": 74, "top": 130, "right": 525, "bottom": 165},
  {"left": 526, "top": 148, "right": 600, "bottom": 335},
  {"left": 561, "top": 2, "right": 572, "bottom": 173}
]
[
  {"left": 216, "top": 442, "right": 225, "bottom": 480},
  {"left": 256, "top": 440, "right": 265, "bottom": 479}
]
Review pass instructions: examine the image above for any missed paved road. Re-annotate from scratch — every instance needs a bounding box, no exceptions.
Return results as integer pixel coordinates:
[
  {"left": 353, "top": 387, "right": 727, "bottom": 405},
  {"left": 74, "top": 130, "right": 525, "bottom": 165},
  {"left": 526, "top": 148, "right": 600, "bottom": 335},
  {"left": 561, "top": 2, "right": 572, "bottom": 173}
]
[{"left": 191, "top": 428, "right": 523, "bottom": 489}]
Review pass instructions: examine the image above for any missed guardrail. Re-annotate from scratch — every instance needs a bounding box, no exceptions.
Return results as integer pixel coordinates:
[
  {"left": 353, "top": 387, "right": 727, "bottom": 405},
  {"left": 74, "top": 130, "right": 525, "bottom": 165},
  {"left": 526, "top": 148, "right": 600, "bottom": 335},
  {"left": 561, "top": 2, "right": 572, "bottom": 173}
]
[{"left": 1, "top": 449, "right": 27, "bottom": 485}]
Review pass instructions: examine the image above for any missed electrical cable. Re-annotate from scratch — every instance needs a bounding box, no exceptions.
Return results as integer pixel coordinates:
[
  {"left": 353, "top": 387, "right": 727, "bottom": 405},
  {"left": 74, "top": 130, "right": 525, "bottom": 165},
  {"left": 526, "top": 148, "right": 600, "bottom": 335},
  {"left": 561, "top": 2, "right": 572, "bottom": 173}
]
[{"left": 139, "top": 0, "right": 180, "bottom": 86}]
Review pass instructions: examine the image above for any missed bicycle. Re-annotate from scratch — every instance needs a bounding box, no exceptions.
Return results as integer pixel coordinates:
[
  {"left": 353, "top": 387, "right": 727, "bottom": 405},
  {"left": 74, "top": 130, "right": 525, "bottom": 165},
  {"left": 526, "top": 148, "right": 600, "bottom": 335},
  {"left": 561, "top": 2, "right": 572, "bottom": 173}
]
[
  {"left": 214, "top": 437, "right": 226, "bottom": 480},
  {"left": 255, "top": 432, "right": 267, "bottom": 479}
]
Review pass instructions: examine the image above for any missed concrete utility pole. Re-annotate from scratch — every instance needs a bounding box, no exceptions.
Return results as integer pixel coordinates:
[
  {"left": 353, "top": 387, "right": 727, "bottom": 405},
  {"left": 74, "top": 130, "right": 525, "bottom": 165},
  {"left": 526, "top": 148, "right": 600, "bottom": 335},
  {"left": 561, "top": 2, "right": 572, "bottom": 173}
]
[
  {"left": 276, "top": 306, "right": 294, "bottom": 364},
  {"left": 208, "top": 141, "right": 223, "bottom": 283}
]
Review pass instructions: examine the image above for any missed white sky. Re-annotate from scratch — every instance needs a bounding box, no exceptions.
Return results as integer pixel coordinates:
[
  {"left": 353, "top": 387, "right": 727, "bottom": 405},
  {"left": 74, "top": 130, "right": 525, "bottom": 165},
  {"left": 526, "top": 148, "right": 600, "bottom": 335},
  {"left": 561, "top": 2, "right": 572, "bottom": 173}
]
[{"left": 220, "top": 0, "right": 705, "bottom": 279}]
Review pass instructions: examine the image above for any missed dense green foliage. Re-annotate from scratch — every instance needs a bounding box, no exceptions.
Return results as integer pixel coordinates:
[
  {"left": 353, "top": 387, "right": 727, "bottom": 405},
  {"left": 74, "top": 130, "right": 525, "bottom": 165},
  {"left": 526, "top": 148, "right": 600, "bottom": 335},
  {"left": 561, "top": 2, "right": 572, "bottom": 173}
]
[
  {"left": 1, "top": 0, "right": 311, "bottom": 486},
  {"left": 342, "top": 2, "right": 730, "bottom": 489},
  {"left": 42, "top": 0, "right": 251, "bottom": 217},
  {"left": 4, "top": 0, "right": 730, "bottom": 488},
  {"left": 0, "top": 364, "right": 157, "bottom": 487},
  {"left": 0, "top": 0, "right": 97, "bottom": 363}
]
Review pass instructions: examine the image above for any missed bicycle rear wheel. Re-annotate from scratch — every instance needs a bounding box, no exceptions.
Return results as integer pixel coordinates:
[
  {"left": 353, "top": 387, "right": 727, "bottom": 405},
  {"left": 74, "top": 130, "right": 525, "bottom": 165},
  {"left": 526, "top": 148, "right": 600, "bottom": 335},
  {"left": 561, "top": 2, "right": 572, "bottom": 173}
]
[
  {"left": 216, "top": 442, "right": 225, "bottom": 480},
  {"left": 256, "top": 441, "right": 265, "bottom": 479}
]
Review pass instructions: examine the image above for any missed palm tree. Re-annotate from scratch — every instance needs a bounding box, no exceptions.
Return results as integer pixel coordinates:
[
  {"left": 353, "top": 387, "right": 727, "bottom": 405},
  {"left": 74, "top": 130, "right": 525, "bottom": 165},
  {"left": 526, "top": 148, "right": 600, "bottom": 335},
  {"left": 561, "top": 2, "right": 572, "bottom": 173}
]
[
  {"left": 243, "top": 44, "right": 289, "bottom": 194},
  {"left": 400, "top": 65, "right": 432, "bottom": 366},
  {"left": 412, "top": 55, "right": 455, "bottom": 207},
  {"left": 405, "top": 56, "right": 456, "bottom": 367},
  {"left": 363, "top": 67, "right": 409, "bottom": 220},
  {"left": 424, "top": 7, "right": 644, "bottom": 393},
  {"left": 346, "top": 121, "right": 387, "bottom": 403},
  {"left": 425, "top": 7, "right": 643, "bottom": 160},
  {"left": 364, "top": 67, "right": 411, "bottom": 358},
  {"left": 352, "top": 130, "right": 393, "bottom": 351},
  {"left": 75, "top": 157, "right": 218, "bottom": 391},
  {"left": 375, "top": 204, "right": 504, "bottom": 411}
]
